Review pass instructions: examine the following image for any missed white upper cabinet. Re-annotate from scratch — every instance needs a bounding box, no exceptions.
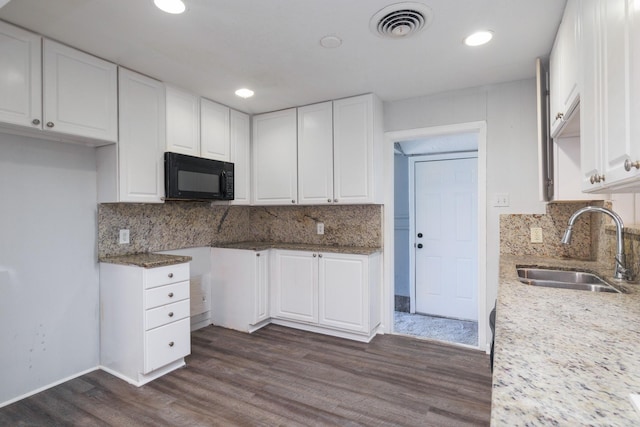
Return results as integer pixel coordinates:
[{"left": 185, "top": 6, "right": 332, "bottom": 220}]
[
  {"left": 43, "top": 39, "right": 118, "bottom": 143},
  {"left": 579, "top": 0, "right": 640, "bottom": 192},
  {"left": 116, "top": 68, "right": 166, "bottom": 203},
  {"left": 297, "top": 101, "right": 334, "bottom": 204},
  {"left": 549, "top": 0, "right": 581, "bottom": 138},
  {"left": 252, "top": 108, "right": 298, "bottom": 205},
  {"left": 230, "top": 109, "right": 251, "bottom": 205},
  {"left": 200, "top": 98, "right": 230, "bottom": 161},
  {"left": 165, "top": 86, "right": 200, "bottom": 156},
  {"left": 0, "top": 20, "right": 41, "bottom": 129},
  {"left": 333, "top": 94, "right": 383, "bottom": 204}
]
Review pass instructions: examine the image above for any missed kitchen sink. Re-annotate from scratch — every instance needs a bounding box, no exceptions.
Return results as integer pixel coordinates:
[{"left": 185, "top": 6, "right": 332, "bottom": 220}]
[{"left": 516, "top": 267, "right": 621, "bottom": 293}]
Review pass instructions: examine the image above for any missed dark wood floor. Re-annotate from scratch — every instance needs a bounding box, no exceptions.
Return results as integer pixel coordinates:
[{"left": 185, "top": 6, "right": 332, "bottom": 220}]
[{"left": 1, "top": 325, "right": 492, "bottom": 426}]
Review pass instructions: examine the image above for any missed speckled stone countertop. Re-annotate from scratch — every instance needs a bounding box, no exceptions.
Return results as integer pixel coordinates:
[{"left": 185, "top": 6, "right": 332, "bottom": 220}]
[
  {"left": 491, "top": 254, "right": 640, "bottom": 426},
  {"left": 99, "top": 253, "right": 192, "bottom": 268},
  {"left": 216, "top": 241, "right": 382, "bottom": 255}
]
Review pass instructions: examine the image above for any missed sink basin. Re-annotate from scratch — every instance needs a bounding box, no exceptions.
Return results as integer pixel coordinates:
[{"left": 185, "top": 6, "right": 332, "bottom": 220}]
[{"left": 516, "top": 267, "right": 621, "bottom": 293}]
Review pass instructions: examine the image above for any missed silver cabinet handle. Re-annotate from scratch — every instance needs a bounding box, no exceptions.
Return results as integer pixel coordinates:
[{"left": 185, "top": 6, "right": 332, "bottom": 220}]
[
  {"left": 334, "top": 198, "right": 338, "bottom": 203},
  {"left": 328, "top": 199, "right": 332, "bottom": 203},
  {"left": 318, "top": 254, "right": 323, "bottom": 258},
  {"left": 168, "top": 292, "right": 174, "bottom": 297},
  {"left": 168, "top": 273, "right": 173, "bottom": 278},
  {"left": 46, "top": 121, "right": 54, "bottom": 128},
  {"left": 32, "top": 119, "right": 40, "bottom": 126},
  {"left": 168, "top": 312, "right": 174, "bottom": 317},
  {"left": 624, "top": 159, "right": 640, "bottom": 171},
  {"left": 169, "top": 341, "right": 174, "bottom": 347},
  {"left": 590, "top": 174, "right": 605, "bottom": 184},
  {"left": 313, "top": 253, "right": 317, "bottom": 257},
  {"left": 291, "top": 200, "right": 295, "bottom": 204}
]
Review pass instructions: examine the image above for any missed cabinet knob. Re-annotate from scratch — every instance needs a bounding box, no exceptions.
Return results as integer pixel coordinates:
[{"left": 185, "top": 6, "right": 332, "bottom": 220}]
[
  {"left": 168, "top": 312, "right": 174, "bottom": 317},
  {"left": 168, "top": 273, "right": 173, "bottom": 278},
  {"left": 168, "top": 292, "right": 174, "bottom": 297},
  {"left": 417, "top": 243, "right": 423, "bottom": 249},
  {"left": 256, "top": 253, "right": 260, "bottom": 257},
  {"left": 313, "top": 253, "right": 317, "bottom": 257},
  {"left": 291, "top": 200, "right": 295, "bottom": 204},
  {"left": 417, "top": 233, "right": 423, "bottom": 238},
  {"left": 31, "top": 119, "right": 40, "bottom": 126},
  {"left": 624, "top": 159, "right": 640, "bottom": 171},
  {"left": 334, "top": 199, "right": 338, "bottom": 203},
  {"left": 46, "top": 121, "right": 54, "bottom": 128},
  {"left": 168, "top": 341, "right": 174, "bottom": 347},
  {"left": 555, "top": 112, "right": 564, "bottom": 120},
  {"left": 328, "top": 199, "right": 332, "bottom": 203},
  {"left": 318, "top": 254, "right": 323, "bottom": 258},
  {"left": 590, "top": 174, "right": 605, "bottom": 184}
]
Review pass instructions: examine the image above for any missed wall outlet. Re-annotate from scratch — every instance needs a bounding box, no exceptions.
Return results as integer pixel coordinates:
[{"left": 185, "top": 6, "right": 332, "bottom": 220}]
[
  {"left": 530, "top": 227, "right": 543, "bottom": 243},
  {"left": 119, "top": 229, "right": 130, "bottom": 244},
  {"left": 493, "top": 193, "right": 510, "bottom": 207},
  {"left": 316, "top": 222, "right": 324, "bottom": 235}
]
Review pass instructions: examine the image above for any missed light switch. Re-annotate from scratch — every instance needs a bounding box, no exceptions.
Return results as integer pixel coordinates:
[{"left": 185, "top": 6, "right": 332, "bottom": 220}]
[
  {"left": 493, "top": 193, "right": 510, "bottom": 207},
  {"left": 317, "top": 223, "right": 324, "bottom": 235}
]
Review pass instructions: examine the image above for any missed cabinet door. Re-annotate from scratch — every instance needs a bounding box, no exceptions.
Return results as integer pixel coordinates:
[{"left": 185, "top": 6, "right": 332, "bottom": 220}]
[
  {"left": 271, "top": 250, "right": 317, "bottom": 323},
  {"left": 252, "top": 108, "right": 298, "bottom": 205},
  {"left": 230, "top": 109, "right": 251, "bottom": 205},
  {"left": 166, "top": 86, "right": 200, "bottom": 156},
  {"left": 118, "top": 68, "right": 166, "bottom": 203},
  {"left": 318, "top": 253, "right": 368, "bottom": 333},
  {"left": 549, "top": 0, "right": 580, "bottom": 137},
  {"left": 42, "top": 39, "right": 117, "bottom": 142},
  {"left": 253, "top": 251, "right": 270, "bottom": 324},
  {"left": 600, "top": 0, "right": 634, "bottom": 186},
  {"left": 298, "top": 101, "right": 334, "bottom": 204},
  {"left": 0, "top": 21, "right": 41, "bottom": 129},
  {"left": 579, "top": 0, "right": 605, "bottom": 192},
  {"left": 200, "top": 98, "right": 230, "bottom": 161},
  {"left": 333, "top": 94, "right": 375, "bottom": 204}
]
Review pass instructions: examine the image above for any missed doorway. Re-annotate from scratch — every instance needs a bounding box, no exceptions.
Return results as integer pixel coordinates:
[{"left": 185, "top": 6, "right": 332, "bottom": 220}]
[{"left": 388, "top": 123, "right": 486, "bottom": 349}]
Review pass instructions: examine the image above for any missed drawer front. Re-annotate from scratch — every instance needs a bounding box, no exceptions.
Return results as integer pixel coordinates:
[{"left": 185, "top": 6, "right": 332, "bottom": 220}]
[
  {"left": 145, "top": 299, "right": 190, "bottom": 330},
  {"left": 144, "top": 263, "right": 189, "bottom": 289},
  {"left": 144, "top": 318, "right": 190, "bottom": 374},
  {"left": 145, "top": 281, "right": 189, "bottom": 309}
]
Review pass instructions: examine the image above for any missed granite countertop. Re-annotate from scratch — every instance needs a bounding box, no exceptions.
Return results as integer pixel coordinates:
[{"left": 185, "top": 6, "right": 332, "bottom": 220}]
[
  {"left": 99, "top": 253, "right": 192, "bottom": 268},
  {"left": 216, "top": 241, "right": 382, "bottom": 255},
  {"left": 491, "top": 254, "right": 640, "bottom": 426}
]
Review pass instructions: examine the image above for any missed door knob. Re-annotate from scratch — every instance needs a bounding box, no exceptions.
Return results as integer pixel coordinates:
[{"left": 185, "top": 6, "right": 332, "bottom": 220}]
[
  {"left": 417, "top": 233, "right": 423, "bottom": 238},
  {"left": 417, "top": 243, "right": 423, "bottom": 249}
]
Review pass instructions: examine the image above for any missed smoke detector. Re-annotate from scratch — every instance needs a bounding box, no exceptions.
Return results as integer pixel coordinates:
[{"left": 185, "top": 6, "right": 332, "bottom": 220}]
[{"left": 370, "top": 2, "right": 433, "bottom": 39}]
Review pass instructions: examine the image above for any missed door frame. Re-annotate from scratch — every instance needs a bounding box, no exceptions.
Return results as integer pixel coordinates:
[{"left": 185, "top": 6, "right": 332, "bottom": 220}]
[
  {"left": 383, "top": 121, "right": 488, "bottom": 352},
  {"left": 409, "top": 152, "right": 478, "bottom": 316}
]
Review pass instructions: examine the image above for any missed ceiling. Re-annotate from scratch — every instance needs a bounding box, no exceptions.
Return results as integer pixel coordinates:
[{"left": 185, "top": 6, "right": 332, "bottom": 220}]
[{"left": 0, "top": 0, "right": 566, "bottom": 114}]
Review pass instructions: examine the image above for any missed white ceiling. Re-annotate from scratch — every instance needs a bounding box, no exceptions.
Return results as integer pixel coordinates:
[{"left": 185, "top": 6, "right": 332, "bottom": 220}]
[{"left": 0, "top": 0, "right": 566, "bottom": 114}]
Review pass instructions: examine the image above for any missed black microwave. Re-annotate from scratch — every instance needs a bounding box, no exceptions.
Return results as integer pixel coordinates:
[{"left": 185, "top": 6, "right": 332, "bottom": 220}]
[{"left": 164, "top": 152, "right": 234, "bottom": 200}]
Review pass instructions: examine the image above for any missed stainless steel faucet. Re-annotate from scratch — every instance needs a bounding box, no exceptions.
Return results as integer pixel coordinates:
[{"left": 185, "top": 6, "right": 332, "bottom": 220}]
[{"left": 561, "top": 206, "right": 631, "bottom": 280}]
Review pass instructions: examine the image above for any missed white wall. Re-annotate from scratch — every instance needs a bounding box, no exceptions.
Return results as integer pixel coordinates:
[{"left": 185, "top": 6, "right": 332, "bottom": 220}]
[
  {"left": 394, "top": 154, "right": 410, "bottom": 298},
  {"left": 0, "top": 133, "right": 99, "bottom": 406},
  {"left": 384, "top": 78, "right": 546, "bottom": 344}
]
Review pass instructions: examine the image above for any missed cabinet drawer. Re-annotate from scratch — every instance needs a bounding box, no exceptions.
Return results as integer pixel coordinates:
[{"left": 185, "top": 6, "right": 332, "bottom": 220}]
[
  {"left": 145, "top": 299, "right": 190, "bottom": 330},
  {"left": 145, "top": 281, "right": 189, "bottom": 309},
  {"left": 144, "top": 318, "right": 190, "bottom": 374},
  {"left": 144, "top": 263, "right": 189, "bottom": 289}
]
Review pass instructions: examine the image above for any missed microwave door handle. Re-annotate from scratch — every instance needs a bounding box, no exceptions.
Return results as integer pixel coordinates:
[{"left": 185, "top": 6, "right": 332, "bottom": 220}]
[{"left": 221, "top": 170, "right": 227, "bottom": 197}]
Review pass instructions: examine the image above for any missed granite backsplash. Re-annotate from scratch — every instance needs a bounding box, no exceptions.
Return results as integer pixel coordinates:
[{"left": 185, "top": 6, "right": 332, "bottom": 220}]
[
  {"left": 500, "top": 200, "right": 640, "bottom": 279},
  {"left": 98, "top": 203, "right": 383, "bottom": 258}
]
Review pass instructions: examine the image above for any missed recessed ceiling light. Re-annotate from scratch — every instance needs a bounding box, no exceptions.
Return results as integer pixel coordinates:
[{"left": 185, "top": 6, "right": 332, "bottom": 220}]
[
  {"left": 154, "top": 0, "right": 185, "bottom": 14},
  {"left": 464, "top": 30, "right": 493, "bottom": 47},
  {"left": 320, "top": 35, "right": 342, "bottom": 49},
  {"left": 235, "top": 88, "right": 254, "bottom": 99}
]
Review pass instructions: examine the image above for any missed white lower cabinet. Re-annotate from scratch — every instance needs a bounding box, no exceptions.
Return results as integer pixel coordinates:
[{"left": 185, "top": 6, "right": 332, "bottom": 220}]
[
  {"left": 100, "top": 262, "right": 191, "bottom": 386},
  {"left": 210, "top": 248, "right": 270, "bottom": 332},
  {"left": 270, "top": 249, "right": 381, "bottom": 341}
]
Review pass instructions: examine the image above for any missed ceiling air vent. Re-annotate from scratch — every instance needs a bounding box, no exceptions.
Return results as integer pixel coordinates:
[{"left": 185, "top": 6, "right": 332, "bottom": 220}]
[{"left": 370, "top": 2, "right": 433, "bottom": 39}]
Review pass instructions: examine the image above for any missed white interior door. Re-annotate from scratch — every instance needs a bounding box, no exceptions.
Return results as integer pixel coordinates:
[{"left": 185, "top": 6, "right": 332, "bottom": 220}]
[{"left": 414, "top": 157, "right": 478, "bottom": 321}]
